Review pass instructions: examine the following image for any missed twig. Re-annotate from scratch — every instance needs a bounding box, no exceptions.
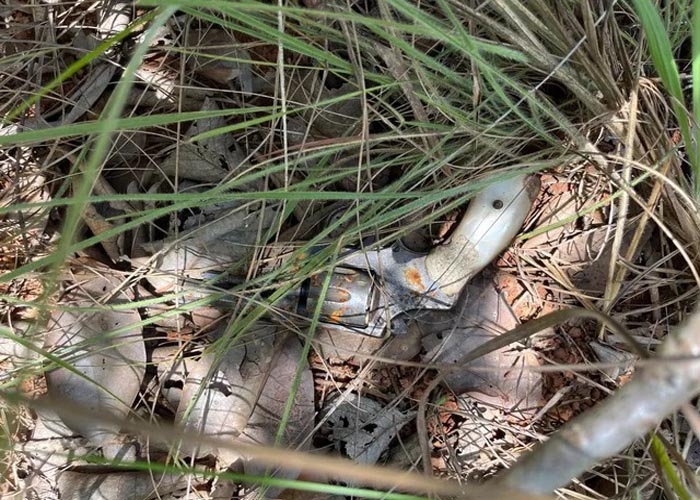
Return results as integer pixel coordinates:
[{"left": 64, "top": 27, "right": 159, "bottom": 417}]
[{"left": 492, "top": 309, "right": 700, "bottom": 495}]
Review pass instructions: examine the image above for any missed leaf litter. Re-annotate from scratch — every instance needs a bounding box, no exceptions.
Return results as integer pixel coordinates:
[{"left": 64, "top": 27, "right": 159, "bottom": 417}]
[{"left": 0, "top": 2, "right": 698, "bottom": 500}]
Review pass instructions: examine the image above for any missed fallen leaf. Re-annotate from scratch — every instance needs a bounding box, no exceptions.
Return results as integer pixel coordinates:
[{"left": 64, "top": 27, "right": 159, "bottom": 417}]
[
  {"left": 186, "top": 28, "right": 253, "bottom": 92},
  {"left": 419, "top": 273, "right": 542, "bottom": 412},
  {"left": 237, "top": 334, "right": 315, "bottom": 499},
  {"left": 44, "top": 267, "right": 145, "bottom": 460},
  {"left": 285, "top": 70, "right": 363, "bottom": 138},
  {"left": 589, "top": 340, "right": 636, "bottom": 382},
  {"left": 136, "top": 202, "right": 281, "bottom": 295},
  {"left": 157, "top": 324, "right": 283, "bottom": 463},
  {"left": 324, "top": 393, "right": 414, "bottom": 466},
  {"left": 158, "top": 97, "right": 251, "bottom": 183},
  {"left": 57, "top": 470, "right": 186, "bottom": 500}
]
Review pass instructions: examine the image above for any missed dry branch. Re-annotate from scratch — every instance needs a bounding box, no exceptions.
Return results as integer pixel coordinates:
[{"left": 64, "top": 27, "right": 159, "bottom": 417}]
[{"left": 492, "top": 309, "right": 700, "bottom": 495}]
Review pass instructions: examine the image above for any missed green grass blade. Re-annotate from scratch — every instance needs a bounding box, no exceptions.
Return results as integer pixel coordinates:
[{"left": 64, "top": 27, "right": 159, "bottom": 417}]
[{"left": 632, "top": 0, "right": 699, "bottom": 196}]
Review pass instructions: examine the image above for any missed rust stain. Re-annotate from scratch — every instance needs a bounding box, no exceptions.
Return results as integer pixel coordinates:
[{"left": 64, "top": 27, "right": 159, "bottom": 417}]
[
  {"left": 327, "top": 307, "right": 347, "bottom": 323},
  {"left": 404, "top": 267, "right": 426, "bottom": 292}
]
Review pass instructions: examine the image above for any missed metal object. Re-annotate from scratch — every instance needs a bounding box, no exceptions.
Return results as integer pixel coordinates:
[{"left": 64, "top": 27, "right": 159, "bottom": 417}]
[{"left": 246, "top": 174, "right": 540, "bottom": 338}]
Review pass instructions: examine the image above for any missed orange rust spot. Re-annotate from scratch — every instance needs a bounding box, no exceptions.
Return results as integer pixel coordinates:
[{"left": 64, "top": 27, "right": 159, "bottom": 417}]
[
  {"left": 327, "top": 307, "right": 347, "bottom": 323},
  {"left": 404, "top": 267, "right": 426, "bottom": 292}
]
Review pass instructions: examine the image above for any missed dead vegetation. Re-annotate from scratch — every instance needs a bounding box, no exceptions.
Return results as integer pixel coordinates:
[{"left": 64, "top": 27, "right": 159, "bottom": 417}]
[{"left": 1, "top": 1, "right": 700, "bottom": 499}]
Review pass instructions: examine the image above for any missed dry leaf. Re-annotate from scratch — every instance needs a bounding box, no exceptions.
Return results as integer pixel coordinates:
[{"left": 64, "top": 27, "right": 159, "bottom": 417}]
[
  {"left": 157, "top": 325, "right": 283, "bottom": 463},
  {"left": 44, "top": 266, "right": 145, "bottom": 460},
  {"left": 135, "top": 202, "right": 280, "bottom": 301},
  {"left": 420, "top": 273, "right": 542, "bottom": 411},
  {"left": 324, "top": 394, "right": 415, "bottom": 466},
  {"left": 57, "top": 470, "right": 185, "bottom": 500},
  {"left": 158, "top": 97, "right": 249, "bottom": 183},
  {"left": 186, "top": 28, "right": 253, "bottom": 92},
  {"left": 285, "top": 69, "right": 363, "bottom": 138},
  {"left": 237, "top": 334, "right": 315, "bottom": 499}
]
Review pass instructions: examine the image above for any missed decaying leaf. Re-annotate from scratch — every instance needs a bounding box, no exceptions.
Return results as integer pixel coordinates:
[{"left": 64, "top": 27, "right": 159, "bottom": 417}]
[
  {"left": 57, "top": 470, "right": 185, "bottom": 500},
  {"left": 152, "top": 328, "right": 314, "bottom": 498},
  {"left": 238, "top": 334, "right": 315, "bottom": 499},
  {"left": 158, "top": 97, "right": 250, "bottom": 183},
  {"left": 44, "top": 265, "right": 145, "bottom": 460},
  {"left": 44, "top": 306, "right": 144, "bottom": 460},
  {"left": 589, "top": 340, "right": 636, "bottom": 382},
  {"left": 155, "top": 324, "right": 282, "bottom": 462},
  {"left": 106, "top": 130, "right": 148, "bottom": 168},
  {"left": 81, "top": 203, "right": 122, "bottom": 262},
  {"left": 134, "top": 243, "right": 233, "bottom": 295},
  {"left": 173, "top": 354, "right": 242, "bottom": 458},
  {"left": 313, "top": 326, "right": 386, "bottom": 363},
  {"left": 284, "top": 69, "right": 363, "bottom": 138},
  {"left": 0, "top": 147, "right": 51, "bottom": 245},
  {"left": 23, "top": 407, "right": 140, "bottom": 500},
  {"left": 522, "top": 174, "right": 651, "bottom": 297},
  {"left": 492, "top": 310, "right": 700, "bottom": 496},
  {"left": 96, "top": 2, "right": 131, "bottom": 39},
  {"left": 238, "top": 334, "right": 315, "bottom": 450},
  {"left": 153, "top": 327, "right": 315, "bottom": 498},
  {"left": 324, "top": 393, "right": 415, "bottom": 466},
  {"left": 0, "top": 321, "right": 41, "bottom": 370},
  {"left": 61, "top": 260, "right": 136, "bottom": 301},
  {"left": 451, "top": 397, "right": 522, "bottom": 473},
  {"left": 22, "top": 435, "right": 93, "bottom": 500},
  {"left": 176, "top": 200, "right": 280, "bottom": 258},
  {"left": 419, "top": 273, "right": 542, "bottom": 412},
  {"left": 136, "top": 201, "right": 280, "bottom": 295},
  {"left": 186, "top": 28, "right": 253, "bottom": 92}
]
